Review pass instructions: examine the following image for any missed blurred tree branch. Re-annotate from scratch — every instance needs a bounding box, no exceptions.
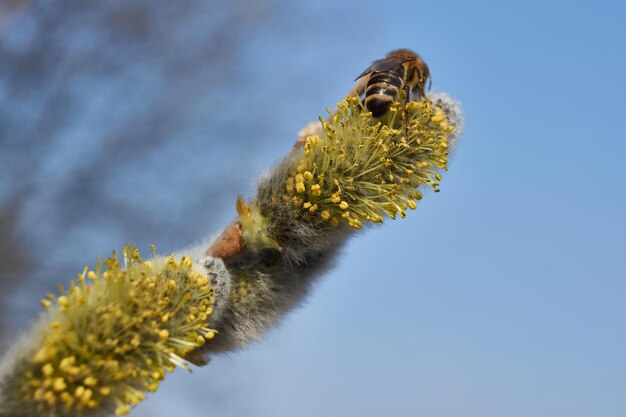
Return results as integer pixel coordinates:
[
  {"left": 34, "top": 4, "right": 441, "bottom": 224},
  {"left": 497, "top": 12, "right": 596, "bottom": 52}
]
[{"left": 0, "top": 0, "right": 278, "bottom": 346}]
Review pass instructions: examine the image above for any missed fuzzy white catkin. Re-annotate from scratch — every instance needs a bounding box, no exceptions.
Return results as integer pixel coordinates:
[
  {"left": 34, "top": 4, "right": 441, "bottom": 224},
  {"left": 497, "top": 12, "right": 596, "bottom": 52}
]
[
  {"left": 430, "top": 92, "right": 464, "bottom": 154},
  {"left": 196, "top": 225, "right": 350, "bottom": 355},
  {"left": 176, "top": 244, "right": 232, "bottom": 324}
]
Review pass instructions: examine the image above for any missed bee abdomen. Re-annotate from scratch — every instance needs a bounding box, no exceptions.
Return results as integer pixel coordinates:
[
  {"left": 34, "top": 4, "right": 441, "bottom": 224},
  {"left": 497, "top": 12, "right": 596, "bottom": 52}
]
[
  {"left": 368, "top": 72, "right": 403, "bottom": 89},
  {"left": 365, "top": 86, "right": 399, "bottom": 117},
  {"left": 364, "top": 72, "right": 402, "bottom": 117},
  {"left": 365, "top": 93, "right": 396, "bottom": 117}
]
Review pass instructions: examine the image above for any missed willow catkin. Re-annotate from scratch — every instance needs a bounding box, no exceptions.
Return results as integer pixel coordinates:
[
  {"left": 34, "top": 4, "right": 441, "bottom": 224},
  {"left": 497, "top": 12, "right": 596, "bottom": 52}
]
[{"left": 0, "top": 247, "right": 229, "bottom": 416}]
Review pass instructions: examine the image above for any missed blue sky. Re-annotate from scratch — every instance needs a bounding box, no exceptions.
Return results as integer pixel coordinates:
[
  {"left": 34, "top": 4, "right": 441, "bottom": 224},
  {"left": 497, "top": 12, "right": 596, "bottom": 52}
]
[
  {"left": 2, "top": 0, "right": 625, "bottom": 416},
  {"left": 134, "top": 1, "right": 626, "bottom": 416}
]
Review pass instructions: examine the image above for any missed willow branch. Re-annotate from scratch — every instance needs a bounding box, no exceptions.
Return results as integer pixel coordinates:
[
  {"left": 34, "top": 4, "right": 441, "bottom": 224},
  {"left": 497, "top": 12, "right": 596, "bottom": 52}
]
[{"left": 205, "top": 77, "right": 370, "bottom": 261}]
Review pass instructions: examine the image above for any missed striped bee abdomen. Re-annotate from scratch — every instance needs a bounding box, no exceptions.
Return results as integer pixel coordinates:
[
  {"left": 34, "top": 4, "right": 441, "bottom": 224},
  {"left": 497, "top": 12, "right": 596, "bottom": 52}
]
[{"left": 364, "top": 70, "right": 404, "bottom": 117}]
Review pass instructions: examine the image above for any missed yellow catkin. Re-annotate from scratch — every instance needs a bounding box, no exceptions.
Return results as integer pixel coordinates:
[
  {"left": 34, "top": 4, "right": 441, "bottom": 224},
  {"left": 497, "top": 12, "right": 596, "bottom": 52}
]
[
  {"left": 11, "top": 246, "right": 217, "bottom": 416},
  {"left": 280, "top": 95, "right": 453, "bottom": 227}
]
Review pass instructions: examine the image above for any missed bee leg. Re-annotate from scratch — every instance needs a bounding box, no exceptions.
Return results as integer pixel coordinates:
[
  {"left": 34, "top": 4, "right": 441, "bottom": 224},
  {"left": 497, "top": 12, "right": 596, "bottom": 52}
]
[
  {"left": 403, "top": 85, "right": 410, "bottom": 140},
  {"left": 353, "top": 74, "right": 369, "bottom": 99},
  {"left": 417, "top": 84, "right": 431, "bottom": 104}
]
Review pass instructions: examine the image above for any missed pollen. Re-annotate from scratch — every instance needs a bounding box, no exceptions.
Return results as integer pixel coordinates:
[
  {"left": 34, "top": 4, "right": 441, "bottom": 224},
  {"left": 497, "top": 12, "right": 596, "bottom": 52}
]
[
  {"left": 83, "top": 377, "right": 98, "bottom": 387},
  {"left": 52, "top": 378, "right": 67, "bottom": 392},
  {"left": 349, "top": 218, "right": 363, "bottom": 229},
  {"left": 115, "top": 405, "right": 131, "bottom": 416},
  {"left": 42, "top": 363, "right": 54, "bottom": 377}
]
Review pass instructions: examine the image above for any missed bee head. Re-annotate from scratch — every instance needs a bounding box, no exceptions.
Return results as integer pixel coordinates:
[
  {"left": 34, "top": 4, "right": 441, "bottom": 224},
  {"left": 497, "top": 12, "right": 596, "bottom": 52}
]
[{"left": 386, "top": 48, "right": 418, "bottom": 60}]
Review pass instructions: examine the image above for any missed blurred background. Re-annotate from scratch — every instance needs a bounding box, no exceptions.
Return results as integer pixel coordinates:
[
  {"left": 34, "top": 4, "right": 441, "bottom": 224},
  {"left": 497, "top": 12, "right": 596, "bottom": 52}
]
[{"left": 1, "top": 0, "right": 625, "bottom": 416}]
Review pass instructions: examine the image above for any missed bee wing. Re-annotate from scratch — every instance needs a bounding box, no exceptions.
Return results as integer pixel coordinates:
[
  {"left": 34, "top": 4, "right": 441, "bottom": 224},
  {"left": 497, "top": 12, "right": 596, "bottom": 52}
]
[{"left": 354, "top": 56, "right": 417, "bottom": 81}]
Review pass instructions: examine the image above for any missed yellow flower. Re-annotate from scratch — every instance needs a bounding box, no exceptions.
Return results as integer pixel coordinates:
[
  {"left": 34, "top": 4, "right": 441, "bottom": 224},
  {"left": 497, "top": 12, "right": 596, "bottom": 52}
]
[
  {"left": 275, "top": 94, "right": 453, "bottom": 228},
  {"left": 5, "top": 246, "right": 217, "bottom": 416}
]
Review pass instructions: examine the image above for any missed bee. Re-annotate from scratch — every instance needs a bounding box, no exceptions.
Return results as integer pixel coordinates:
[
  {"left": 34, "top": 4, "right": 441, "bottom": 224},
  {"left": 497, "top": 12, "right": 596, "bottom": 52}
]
[{"left": 355, "top": 49, "right": 431, "bottom": 136}]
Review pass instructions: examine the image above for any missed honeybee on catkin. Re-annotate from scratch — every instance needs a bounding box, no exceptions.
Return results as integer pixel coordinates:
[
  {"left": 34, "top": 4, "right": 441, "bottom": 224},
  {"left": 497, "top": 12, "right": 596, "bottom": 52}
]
[{"left": 355, "top": 49, "right": 431, "bottom": 136}]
